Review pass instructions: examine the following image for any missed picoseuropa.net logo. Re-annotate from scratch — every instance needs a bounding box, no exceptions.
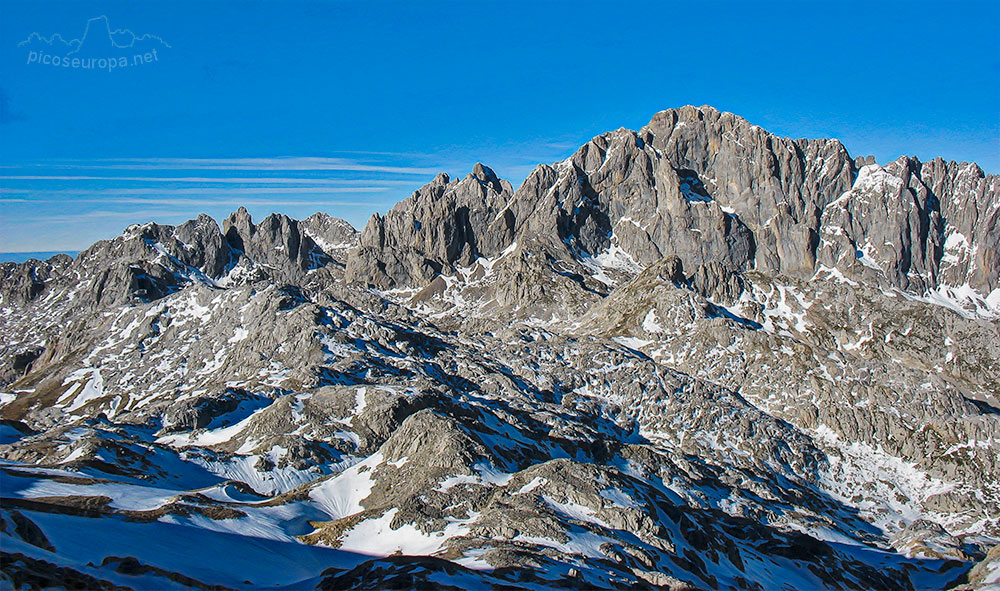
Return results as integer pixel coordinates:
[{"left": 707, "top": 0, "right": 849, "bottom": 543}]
[{"left": 19, "top": 15, "right": 170, "bottom": 73}]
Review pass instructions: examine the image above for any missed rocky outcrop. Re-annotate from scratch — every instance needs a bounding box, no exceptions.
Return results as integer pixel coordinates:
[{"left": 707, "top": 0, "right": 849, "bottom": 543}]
[
  {"left": 0, "top": 210, "right": 360, "bottom": 309},
  {"left": 344, "top": 106, "right": 998, "bottom": 312},
  {"left": 640, "top": 105, "right": 856, "bottom": 277},
  {"left": 502, "top": 129, "right": 756, "bottom": 270},
  {"left": 160, "top": 388, "right": 259, "bottom": 433},
  {"left": 223, "top": 207, "right": 332, "bottom": 284},
  {"left": 0, "top": 254, "right": 72, "bottom": 304},
  {"left": 345, "top": 164, "right": 513, "bottom": 288},
  {"left": 820, "top": 158, "right": 999, "bottom": 294}
]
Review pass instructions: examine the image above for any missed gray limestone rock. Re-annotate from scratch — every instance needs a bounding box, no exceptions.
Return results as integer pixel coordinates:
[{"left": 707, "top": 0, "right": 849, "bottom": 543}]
[
  {"left": 1, "top": 105, "right": 996, "bottom": 591},
  {"left": 346, "top": 164, "right": 514, "bottom": 288}
]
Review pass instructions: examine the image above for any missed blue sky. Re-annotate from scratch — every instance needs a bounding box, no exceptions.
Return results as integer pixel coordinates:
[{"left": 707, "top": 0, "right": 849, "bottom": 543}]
[{"left": 1, "top": 0, "right": 998, "bottom": 254}]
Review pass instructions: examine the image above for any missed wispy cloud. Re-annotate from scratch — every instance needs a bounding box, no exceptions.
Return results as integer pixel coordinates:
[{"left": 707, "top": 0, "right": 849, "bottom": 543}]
[
  {"left": 5, "top": 157, "right": 440, "bottom": 174},
  {"left": 0, "top": 175, "right": 421, "bottom": 185},
  {"left": 11, "top": 209, "right": 190, "bottom": 226},
  {"left": 21, "top": 199, "right": 393, "bottom": 224},
  {"left": 3, "top": 186, "right": 392, "bottom": 197},
  {"left": 544, "top": 140, "right": 584, "bottom": 150},
  {"left": 34, "top": 197, "right": 391, "bottom": 207}
]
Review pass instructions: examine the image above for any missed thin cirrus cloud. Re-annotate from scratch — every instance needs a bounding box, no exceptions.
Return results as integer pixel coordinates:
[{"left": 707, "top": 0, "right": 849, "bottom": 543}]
[
  {"left": 0, "top": 156, "right": 444, "bottom": 251},
  {"left": 9, "top": 157, "right": 442, "bottom": 174},
  {"left": 0, "top": 157, "right": 438, "bottom": 206},
  {"left": 22, "top": 199, "right": 396, "bottom": 224},
  {"left": 0, "top": 176, "right": 423, "bottom": 185},
  {"left": 14, "top": 209, "right": 213, "bottom": 227},
  {"left": 3, "top": 186, "right": 393, "bottom": 197}
]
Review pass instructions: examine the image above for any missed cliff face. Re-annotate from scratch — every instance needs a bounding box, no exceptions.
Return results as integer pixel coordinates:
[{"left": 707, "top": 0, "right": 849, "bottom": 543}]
[
  {"left": 346, "top": 105, "right": 997, "bottom": 304},
  {"left": 345, "top": 163, "right": 514, "bottom": 288}
]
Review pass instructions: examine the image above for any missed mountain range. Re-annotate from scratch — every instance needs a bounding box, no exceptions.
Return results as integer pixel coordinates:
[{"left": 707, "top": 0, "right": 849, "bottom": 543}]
[{"left": 1, "top": 105, "right": 998, "bottom": 590}]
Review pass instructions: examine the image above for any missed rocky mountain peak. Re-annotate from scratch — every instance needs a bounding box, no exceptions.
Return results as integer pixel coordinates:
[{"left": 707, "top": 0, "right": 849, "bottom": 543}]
[
  {"left": 471, "top": 161, "right": 502, "bottom": 188},
  {"left": 345, "top": 163, "right": 514, "bottom": 288},
  {"left": 223, "top": 205, "right": 255, "bottom": 246},
  {"left": 344, "top": 106, "right": 997, "bottom": 315}
]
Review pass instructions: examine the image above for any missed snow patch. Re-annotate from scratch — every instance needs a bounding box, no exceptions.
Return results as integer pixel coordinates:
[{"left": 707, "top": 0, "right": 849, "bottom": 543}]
[
  {"left": 309, "top": 453, "right": 382, "bottom": 519},
  {"left": 641, "top": 310, "right": 663, "bottom": 334},
  {"left": 337, "top": 507, "right": 478, "bottom": 556},
  {"left": 60, "top": 368, "right": 106, "bottom": 412}
]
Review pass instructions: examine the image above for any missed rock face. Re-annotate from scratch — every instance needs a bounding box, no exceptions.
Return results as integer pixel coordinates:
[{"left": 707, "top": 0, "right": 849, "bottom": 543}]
[
  {"left": 642, "top": 106, "right": 856, "bottom": 277},
  {"left": 0, "top": 208, "right": 361, "bottom": 311},
  {"left": 346, "top": 105, "right": 997, "bottom": 313},
  {"left": 819, "top": 158, "right": 999, "bottom": 294},
  {"left": 345, "top": 163, "right": 513, "bottom": 288},
  {"left": 0, "top": 254, "right": 73, "bottom": 304},
  {"left": 223, "top": 207, "right": 340, "bottom": 285},
  {"left": 1, "top": 105, "right": 998, "bottom": 591}
]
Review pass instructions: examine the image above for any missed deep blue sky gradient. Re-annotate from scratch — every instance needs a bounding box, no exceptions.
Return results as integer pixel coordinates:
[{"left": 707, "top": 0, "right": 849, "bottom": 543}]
[{"left": 1, "top": 0, "right": 998, "bottom": 252}]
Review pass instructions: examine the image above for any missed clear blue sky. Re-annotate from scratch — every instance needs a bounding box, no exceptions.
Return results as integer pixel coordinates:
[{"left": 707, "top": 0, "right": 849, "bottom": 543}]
[{"left": 1, "top": 0, "right": 998, "bottom": 253}]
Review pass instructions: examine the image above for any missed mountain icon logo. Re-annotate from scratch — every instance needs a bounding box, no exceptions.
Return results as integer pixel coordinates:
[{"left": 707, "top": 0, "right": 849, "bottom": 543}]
[{"left": 19, "top": 16, "right": 170, "bottom": 72}]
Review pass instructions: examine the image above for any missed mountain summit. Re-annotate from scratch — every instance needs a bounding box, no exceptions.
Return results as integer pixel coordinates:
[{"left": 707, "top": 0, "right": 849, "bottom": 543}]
[{"left": 1, "top": 106, "right": 998, "bottom": 590}]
